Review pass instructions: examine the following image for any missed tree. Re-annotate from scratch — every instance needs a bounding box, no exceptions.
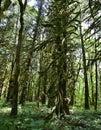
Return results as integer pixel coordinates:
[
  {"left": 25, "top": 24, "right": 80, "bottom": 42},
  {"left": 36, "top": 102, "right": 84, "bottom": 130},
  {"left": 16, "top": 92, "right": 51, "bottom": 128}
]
[
  {"left": 79, "top": 12, "right": 90, "bottom": 109},
  {"left": 10, "top": 0, "right": 27, "bottom": 116},
  {"left": 42, "top": 0, "right": 80, "bottom": 117},
  {"left": 19, "top": 0, "right": 44, "bottom": 106}
]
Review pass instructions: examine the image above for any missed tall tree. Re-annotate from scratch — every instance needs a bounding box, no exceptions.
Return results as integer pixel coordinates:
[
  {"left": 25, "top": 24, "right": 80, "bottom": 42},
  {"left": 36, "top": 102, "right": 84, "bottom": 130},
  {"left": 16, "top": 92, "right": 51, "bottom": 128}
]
[
  {"left": 19, "top": 0, "right": 44, "bottom": 106},
  {"left": 43, "top": 0, "right": 80, "bottom": 117},
  {"left": 10, "top": 0, "right": 27, "bottom": 116},
  {"left": 79, "top": 9, "right": 90, "bottom": 109}
]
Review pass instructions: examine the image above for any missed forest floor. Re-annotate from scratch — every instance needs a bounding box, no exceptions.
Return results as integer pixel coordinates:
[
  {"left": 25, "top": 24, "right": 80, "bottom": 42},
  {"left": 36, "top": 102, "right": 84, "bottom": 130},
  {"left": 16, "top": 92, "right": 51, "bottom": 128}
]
[{"left": 0, "top": 101, "right": 101, "bottom": 130}]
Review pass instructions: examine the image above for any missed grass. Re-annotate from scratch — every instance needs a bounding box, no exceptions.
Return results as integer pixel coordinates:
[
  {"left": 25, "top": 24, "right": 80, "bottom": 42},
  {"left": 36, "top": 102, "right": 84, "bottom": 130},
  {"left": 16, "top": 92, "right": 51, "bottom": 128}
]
[{"left": 0, "top": 101, "right": 101, "bottom": 130}]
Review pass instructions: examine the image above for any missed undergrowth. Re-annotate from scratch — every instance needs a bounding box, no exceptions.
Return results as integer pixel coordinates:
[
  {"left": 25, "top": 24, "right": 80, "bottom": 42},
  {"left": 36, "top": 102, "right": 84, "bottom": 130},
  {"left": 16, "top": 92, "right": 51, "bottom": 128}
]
[{"left": 0, "top": 101, "right": 101, "bottom": 130}]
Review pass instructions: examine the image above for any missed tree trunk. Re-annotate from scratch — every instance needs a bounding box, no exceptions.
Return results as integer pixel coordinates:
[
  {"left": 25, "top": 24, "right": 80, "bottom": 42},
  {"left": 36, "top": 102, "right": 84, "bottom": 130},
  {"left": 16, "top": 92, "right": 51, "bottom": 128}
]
[
  {"left": 94, "top": 44, "right": 98, "bottom": 110},
  {"left": 6, "top": 59, "right": 14, "bottom": 102},
  {"left": 10, "top": 0, "right": 27, "bottom": 116},
  {"left": 0, "top": 68, "right": 7, "bottom": 99},
  {"left": 55, "top": 36, "right": 70, "bottom": 117},
  {"left": 19, "top": 85, "right": 26, "bottom": 106},
  {"left": 100, "top": 74, "right": 101, "bottom": 99},
  {"left": 90, "top": 66, "right": 94, "bottom": 105},
  {"left": 7, "top": 17, "right": 18, "bottom": 102},
  {"left": 19, "top": 0, "right": 44, "bottom": 106},
  {"left": 41, "top": 74, "right": 47, "bottom": 104},
  {"left": 79, "top": 17, "right": 89, "bottom": 109}
]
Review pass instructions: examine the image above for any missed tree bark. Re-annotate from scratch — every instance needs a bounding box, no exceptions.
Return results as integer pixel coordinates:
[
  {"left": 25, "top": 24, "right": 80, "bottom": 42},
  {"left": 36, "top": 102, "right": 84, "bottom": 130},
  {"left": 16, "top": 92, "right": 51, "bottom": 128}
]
[
  {"left": 94, "top": 44, "right": 98, "bottom": 110},
  {"left": 90, "top": 66, "right": 94, "bottom": 105},
  {"left": 55, "top": 36, "right": 70, "bottom": 117},
  {"left": 79, "top": 17, "right": 89, "bottom": 109},
  {"left": 10, "top": 0, "right": 27, "bottom": 116}
]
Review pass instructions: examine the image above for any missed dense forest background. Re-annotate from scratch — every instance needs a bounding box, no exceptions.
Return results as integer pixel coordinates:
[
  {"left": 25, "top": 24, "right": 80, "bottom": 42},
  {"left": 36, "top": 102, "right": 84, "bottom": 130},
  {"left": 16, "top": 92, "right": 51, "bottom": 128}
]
[{"left": 0, "top": 0, "right": 101, "bottom": 129}]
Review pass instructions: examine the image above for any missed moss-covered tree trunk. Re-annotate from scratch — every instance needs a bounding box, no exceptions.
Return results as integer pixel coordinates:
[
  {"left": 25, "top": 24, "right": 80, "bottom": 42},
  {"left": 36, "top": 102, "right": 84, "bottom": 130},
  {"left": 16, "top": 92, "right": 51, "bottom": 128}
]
[
  {"left": 10, "top": 0, "right": 27, "bottom": 116},
  {"left": 45, "top": 0, "right": 79, "bottom": 118},
  {"left": 55, "top": 36, "right": 69, "bottom": 117}
]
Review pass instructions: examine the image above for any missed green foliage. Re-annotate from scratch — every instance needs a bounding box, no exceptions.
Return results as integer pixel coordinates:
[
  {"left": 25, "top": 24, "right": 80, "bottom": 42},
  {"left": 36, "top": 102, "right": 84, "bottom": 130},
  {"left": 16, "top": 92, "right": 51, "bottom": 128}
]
[
  {"left": 0, "top": 102, "right": 101, "bottom": 130},
  {"left": 0, "top": 0, "right": 101, "bottom": 129},
  {"left": 48, "top": 110, "right": 101, "bottom": 130},
  {"left": 26, "top": 5, "right": 37, "bottom": 16}
]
